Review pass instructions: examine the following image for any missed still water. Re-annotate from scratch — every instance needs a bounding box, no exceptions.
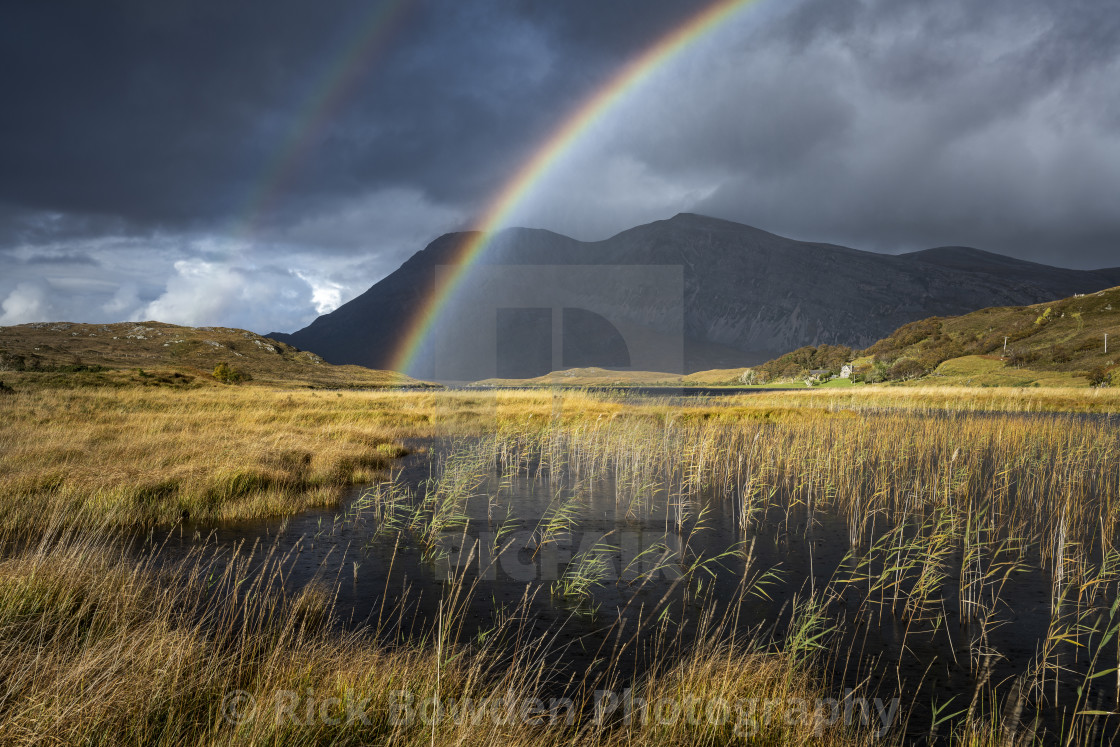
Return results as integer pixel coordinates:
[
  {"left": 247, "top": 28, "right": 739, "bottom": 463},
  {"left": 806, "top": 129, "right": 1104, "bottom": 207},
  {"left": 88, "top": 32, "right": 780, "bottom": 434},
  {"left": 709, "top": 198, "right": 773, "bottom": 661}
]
[{"left": 147, "top": 435, "right": 1118, "bottom": 741}]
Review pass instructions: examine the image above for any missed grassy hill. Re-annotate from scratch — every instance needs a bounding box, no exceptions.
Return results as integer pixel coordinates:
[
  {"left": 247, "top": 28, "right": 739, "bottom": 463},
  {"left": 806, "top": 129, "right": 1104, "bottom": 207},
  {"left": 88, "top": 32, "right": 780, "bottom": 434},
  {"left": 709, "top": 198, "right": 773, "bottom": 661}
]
[
  {"left": 0, "top": 321, "right": 430, "bottom": 389},
  {"left": 474, "top": 366, "right": 781, "bottom": 387},
  {"left": 756, "top": 285, "right": 1120, "bottom": 387},
  {"left": 474, "top": 286, "right": 1120, "bottom": 389},
  {"left": 474, "top": 367, "right": 681, "bottom": 387}
]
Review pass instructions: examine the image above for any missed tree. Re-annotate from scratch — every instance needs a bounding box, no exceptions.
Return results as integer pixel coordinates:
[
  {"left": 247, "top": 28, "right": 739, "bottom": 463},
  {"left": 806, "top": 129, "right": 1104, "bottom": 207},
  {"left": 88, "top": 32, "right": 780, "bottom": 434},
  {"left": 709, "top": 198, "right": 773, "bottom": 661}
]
[
  {"left": 888, "top": 358, "right": 927, "bottom": 381},
  {"left": 213, "top": 362, "right": 251, "bottom": 384},
  {"left": 0, "top": 350, "right": 26, "bottom": 372},
  {"left": 863, "top": 357, "right": 892, "bottom": 384}
]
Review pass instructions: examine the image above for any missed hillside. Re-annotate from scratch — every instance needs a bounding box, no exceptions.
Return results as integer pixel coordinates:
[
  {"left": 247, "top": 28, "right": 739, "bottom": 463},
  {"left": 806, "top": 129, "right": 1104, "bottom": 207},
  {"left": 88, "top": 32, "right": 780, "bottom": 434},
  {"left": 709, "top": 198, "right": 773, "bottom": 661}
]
[
  {"left": 486, "top": 285, "right": 1120, "bottom": 389},
  {"left": 0, "top": 321, "right": 428, "bottom": 389},
  {"left": 756, "top": 285, "right": 1120, "bottom": 387},
  {"left": 472, "top": 366, "right": 788, "bottom": 388},
  {"left": 270, "top": 214, "right": 1120, "bottom": 379},
  {"left": 475, "top": 367, "right": 686, "bottom": 388}
]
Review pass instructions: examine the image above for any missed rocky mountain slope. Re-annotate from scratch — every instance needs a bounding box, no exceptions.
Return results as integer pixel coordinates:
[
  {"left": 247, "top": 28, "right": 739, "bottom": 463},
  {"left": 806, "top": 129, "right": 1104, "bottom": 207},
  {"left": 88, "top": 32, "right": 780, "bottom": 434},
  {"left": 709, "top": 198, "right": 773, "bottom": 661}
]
[{"left": 271, "top": 214, "right": 1120, "bottom": 376}]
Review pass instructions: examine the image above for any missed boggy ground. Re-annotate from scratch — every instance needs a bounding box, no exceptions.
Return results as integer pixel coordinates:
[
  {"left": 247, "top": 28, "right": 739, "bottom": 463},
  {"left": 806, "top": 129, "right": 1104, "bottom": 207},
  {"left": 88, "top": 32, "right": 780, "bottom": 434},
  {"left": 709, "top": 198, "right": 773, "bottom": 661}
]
[
  {"left": 0, "top": 384, "right": 873, "bottom": 530},
  {"left": 2, "top": 382, "right": 1120, "bottom": 744}
]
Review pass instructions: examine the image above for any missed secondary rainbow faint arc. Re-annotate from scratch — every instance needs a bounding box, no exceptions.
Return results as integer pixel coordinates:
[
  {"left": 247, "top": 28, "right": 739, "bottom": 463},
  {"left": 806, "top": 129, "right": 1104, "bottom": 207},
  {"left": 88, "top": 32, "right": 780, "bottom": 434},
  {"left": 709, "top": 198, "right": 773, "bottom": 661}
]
[
  {"left": 234, "top": 0, "right": 412, "bottom": 241},
  {"left": 390, "top": 0, "right": 762, "bottom": 375}
]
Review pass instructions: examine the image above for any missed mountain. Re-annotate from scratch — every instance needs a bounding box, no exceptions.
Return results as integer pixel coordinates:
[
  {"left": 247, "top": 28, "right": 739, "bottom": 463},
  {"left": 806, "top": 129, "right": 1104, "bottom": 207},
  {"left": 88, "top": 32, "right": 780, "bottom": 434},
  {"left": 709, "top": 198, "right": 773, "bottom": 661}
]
[
  {"left": 270, "top": 214, "right": 1120, "bottom": 378},
  {"left": 0, "top": 321, "right": 425, "bottom": 388}
]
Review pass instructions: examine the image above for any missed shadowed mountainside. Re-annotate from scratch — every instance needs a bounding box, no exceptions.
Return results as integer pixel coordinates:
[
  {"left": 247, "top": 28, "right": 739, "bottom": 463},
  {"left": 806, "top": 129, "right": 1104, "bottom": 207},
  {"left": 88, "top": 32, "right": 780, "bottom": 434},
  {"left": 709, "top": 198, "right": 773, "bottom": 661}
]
[{"left": 271, "top": 214, "right": 1120, "bottom": 376}]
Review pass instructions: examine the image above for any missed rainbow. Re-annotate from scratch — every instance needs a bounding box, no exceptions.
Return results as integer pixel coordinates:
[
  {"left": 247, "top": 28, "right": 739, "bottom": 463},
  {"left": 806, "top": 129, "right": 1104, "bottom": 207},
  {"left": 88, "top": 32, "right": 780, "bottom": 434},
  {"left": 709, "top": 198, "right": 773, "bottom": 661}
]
[
  {"left": 390, "top": 0, "right": 764, "bottom": 375},
  {"left": 235, "top": 0, "right": 413, "bottom": 239}
]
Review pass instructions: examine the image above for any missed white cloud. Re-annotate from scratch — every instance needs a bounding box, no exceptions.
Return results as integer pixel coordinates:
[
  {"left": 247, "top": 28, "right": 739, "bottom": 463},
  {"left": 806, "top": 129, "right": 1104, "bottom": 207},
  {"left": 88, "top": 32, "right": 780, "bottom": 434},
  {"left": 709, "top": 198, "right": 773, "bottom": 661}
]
[
  {"left": 0, "top": 225, "right": 436, "bottom": 334},
  {"left": 293, "top": 271, "right": 344, "bottom": 315},
  {"left": 136, "top": 254, "right": 345, "bottom": 333},
  {"left": 0, "top": 281, "right": 53, "bottom": 325},
  {"left": 140, "top": 259, "right": 245, "bottom": 326}
]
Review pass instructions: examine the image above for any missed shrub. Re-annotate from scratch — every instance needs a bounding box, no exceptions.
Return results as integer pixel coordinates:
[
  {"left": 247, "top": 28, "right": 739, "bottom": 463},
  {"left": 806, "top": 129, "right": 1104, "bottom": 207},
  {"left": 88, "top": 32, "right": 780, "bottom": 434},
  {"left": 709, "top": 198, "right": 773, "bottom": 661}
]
[
  {"left": 1052, "top": 344, "right": 1073, "bottom": 364},
  {"left": 0, "top": 350, "right": 26, "bottom": 372},
  {"left": 1005, "top": 347, "right": 1040, "bottom": 368},
  {"left": 756, "top": 344, "right": 853, "bottom": 382},
  {"left": 0, "top": 350, "right": 40, "bottom": 371},
  {"left": 213, "top": 362, "right": 251, "bottom": 385},
  {"left": 865, "top": 318, "right": 941, "bottom": 356},
  {"left": 0, "top": 380, "right": 13, "bottom": 395},
  {"left": 888, "top": 358, "right": 927, "bottom": 381},
  {"left": 1087, "top": 366, "right": 1113, "bottom": 388},
  {"left": 863, "top": 358, "right": 892, "bottom": 384}
]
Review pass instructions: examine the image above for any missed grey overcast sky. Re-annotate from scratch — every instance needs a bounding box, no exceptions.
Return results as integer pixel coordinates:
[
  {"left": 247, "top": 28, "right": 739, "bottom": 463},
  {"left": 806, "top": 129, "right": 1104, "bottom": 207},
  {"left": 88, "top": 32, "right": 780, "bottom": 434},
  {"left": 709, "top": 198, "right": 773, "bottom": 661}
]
[{"left": 2, "top": 0, "right": 1119, "bottom": 332}]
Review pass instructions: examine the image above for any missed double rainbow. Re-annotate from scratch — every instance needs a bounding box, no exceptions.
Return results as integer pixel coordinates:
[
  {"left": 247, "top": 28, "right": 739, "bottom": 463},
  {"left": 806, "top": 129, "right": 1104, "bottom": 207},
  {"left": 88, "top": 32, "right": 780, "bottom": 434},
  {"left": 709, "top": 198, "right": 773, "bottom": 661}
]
[
  {"left": 389, "top": 0, "right": 763, "bottom": 375},
  {"left": 235, "top": 0, "right": 413, "bottom": 240}
]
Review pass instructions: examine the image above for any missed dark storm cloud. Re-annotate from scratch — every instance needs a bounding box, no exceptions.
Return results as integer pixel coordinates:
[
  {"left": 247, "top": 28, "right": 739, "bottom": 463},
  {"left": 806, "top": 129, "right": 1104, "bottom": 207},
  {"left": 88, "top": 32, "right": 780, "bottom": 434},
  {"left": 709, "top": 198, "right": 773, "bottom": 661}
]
[
  {"left": 1, "top": 0, "right": 1119, "bottom": 331},
  {"left": 21, "top": 252, "right": 99, "bottom": 266},
  {"left": 528, "top": 0, "right": 1120, "bottom": 268},
  {"left": 0, "top": 0, "right": 707, "bottom": 233}
]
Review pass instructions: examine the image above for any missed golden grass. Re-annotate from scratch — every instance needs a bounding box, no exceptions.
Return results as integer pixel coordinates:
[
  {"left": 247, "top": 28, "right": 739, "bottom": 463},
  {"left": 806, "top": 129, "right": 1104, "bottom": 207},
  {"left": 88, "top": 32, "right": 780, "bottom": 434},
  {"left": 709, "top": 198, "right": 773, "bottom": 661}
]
[
  {"left": 0, "top": 387, "right": 415, "bottom": 528},
  {"left": 4, "top": 383, "right": 1120, "bottom": 743},
  {"left": 719, "top": 383, "right": 1120, "bottom": 413},
  {"left": 3, "top": 383, "right": 1117, "bottom": 532},
  {"left": 475, "top": 366, "right": 769, "bottom": 386},
  {"left": 496, "top": 409, "right": 1120, "bottom": 564},
  {"left": 0, "top": 386, "right": 655, "bottom": 529},
  {"left": 466, "top": 409, "right": 1120, "bottom": 744},
  {"left": 476, "top": 367, "right": 682, "bottom": 387},
  {"left": 924, "top": 355, "right": 1088, "bottom": 387},
  {"left": 0, "top": 516, "right": 865, "bottom": 746}
]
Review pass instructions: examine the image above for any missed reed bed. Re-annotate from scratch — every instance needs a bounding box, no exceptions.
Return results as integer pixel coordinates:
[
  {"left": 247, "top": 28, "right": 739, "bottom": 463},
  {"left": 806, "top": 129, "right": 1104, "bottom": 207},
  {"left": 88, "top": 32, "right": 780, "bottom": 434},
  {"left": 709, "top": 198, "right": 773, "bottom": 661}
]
[
  {"left": 0, "top": 512, "right": 866, "bottom": 746},
  {"left": 3, "top": 382, "right": 1110, "bottom": 530},
  {"left": 5, "top": 384, "right": 1120, "bottom": 743},
  {"left": 492, "top": 412, "right": 1120, "bottom": 573},
  {"left": 451, "top": 409, "right": 1120, "bottom": 743}
]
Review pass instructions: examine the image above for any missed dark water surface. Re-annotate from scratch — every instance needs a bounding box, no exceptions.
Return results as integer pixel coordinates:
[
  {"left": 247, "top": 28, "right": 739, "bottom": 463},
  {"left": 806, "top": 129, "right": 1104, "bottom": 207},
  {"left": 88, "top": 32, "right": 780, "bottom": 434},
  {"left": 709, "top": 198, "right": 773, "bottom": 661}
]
[{"left": 146, "top": 434, "right": 1120, "bottom": 743}]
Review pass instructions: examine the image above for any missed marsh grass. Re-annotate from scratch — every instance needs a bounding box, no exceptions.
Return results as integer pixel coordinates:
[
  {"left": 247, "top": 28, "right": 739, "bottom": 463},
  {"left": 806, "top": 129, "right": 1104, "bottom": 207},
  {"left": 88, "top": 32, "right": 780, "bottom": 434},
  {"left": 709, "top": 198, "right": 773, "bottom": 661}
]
[
  {"left": 5, "top": 382, "right": 1110, "bottom": 531},
  {"left": 720, "top": 385, "right": 1120, "bottom": 414},
  {"left": 503, "top": 411, "right": 1120, "bottom": 573},
  {"left": 5, "top": 384, "right": 1120, "bottom": 743},
  {"left": 0, "top": 507, "right": 870, "bottom": 746},
  {"left": 465, "top": 406, "right": 1120, "bottom": 743},
  {"left": 0, "top": 386, "right": 631, "bottom": 530}
]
